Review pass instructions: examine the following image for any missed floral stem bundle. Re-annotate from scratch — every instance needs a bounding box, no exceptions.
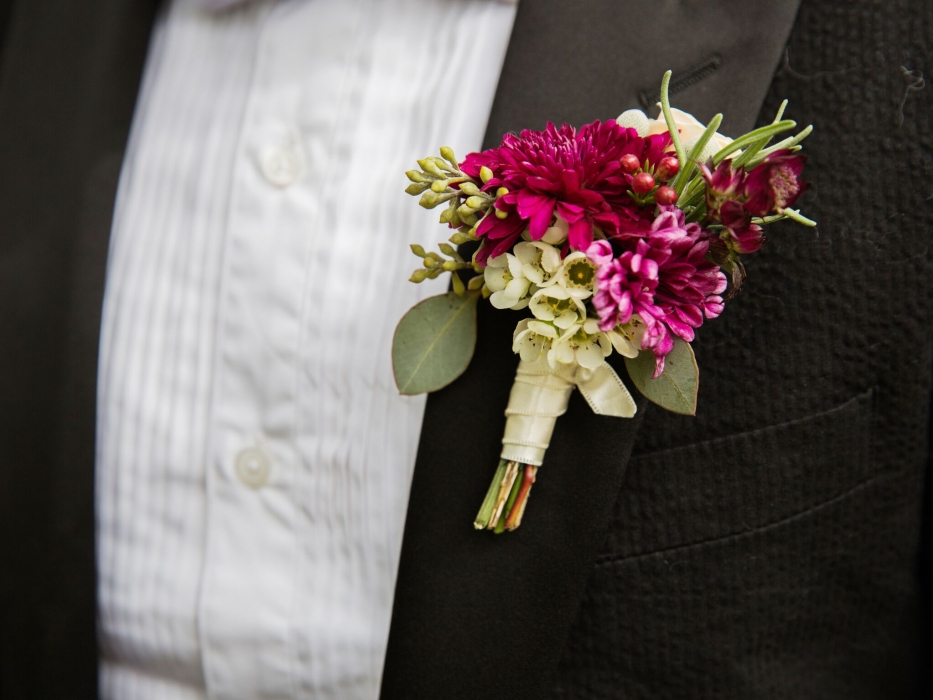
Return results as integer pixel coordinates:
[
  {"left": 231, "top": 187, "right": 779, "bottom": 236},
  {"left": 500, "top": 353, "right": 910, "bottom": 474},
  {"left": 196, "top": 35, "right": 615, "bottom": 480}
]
[{"left": 392, "top": 71, "right": 814, "bottom": 533}]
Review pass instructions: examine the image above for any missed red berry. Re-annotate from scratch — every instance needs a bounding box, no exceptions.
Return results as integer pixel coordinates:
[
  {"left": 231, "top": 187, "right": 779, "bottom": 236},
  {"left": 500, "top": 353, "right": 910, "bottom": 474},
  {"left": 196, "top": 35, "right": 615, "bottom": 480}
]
[
  {"left": 654, "top": 185, "right": 678, "bottom": 205},
  {"left": 632, "top": 172, "right": 656, "bottom": 195},
  {"left": 657, "top": 156, "right": 680, "bottom": 180},
  {"left": 620, "top": 154, "right": 641, "bottom": 174}
]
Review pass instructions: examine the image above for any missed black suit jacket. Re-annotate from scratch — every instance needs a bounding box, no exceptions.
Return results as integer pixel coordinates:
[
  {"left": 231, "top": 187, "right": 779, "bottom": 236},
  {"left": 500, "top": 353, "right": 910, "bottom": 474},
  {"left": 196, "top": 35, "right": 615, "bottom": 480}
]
[{"left": 1, "top": 1, "right": 932, "bottom": 698}]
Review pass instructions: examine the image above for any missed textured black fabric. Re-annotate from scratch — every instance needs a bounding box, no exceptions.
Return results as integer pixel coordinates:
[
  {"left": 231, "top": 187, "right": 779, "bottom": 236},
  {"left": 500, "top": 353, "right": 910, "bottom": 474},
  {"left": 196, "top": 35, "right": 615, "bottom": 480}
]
[
  {"left": 0, "top": 1, "right": 157, "bottom": 697},
  {"left": 552, "top": 0, "right": 933, "bottom": 696}
]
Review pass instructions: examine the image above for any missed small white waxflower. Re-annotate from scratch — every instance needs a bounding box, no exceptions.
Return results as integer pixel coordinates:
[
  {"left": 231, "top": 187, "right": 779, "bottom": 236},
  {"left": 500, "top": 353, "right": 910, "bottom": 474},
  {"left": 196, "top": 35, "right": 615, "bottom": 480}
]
[
  {"left": 484, "top": 253, "right": 532, "bottom": 310},
  {"left": 529, "top": 285, "right": 585, "bottom": 330},
  {"left": 513, "top": 240, "right": 562, "bottom": 286},
  {"left": 512, "top": 318, "right": 559, "bottom": 363},
  {"left": 548, "top": 318, "right": 612, "bottom": 370},
  {"left": 543, "top": 251, "right": 597, "bottom": 301}
]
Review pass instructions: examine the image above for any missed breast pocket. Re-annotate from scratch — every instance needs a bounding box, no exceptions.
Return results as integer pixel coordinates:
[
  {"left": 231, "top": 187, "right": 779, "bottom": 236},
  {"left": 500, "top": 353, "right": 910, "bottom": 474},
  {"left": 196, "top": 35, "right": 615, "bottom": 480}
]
[
  {"left": 552, "top": 390, "right": 915, "bottom": 699},
  {"left": 599, "top": 389, "right": 876, "bottom": 561}
]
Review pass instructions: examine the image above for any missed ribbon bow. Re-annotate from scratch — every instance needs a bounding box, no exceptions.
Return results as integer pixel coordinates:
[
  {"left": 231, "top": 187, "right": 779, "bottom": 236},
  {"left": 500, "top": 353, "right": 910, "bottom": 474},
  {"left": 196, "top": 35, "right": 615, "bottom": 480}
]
[{"left": 500, "top": 358, "right": 637, "bottom": 466}]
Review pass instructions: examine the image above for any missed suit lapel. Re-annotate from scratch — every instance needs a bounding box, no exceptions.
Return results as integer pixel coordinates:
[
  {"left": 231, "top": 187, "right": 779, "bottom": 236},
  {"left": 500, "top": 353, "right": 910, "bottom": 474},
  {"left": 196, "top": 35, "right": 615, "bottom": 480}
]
[
  {"left": 0, "top": 0, "right": 157, "bottom": 695},
  {"left": 380, "top": 0, "right": 802, "bottom": 697}
]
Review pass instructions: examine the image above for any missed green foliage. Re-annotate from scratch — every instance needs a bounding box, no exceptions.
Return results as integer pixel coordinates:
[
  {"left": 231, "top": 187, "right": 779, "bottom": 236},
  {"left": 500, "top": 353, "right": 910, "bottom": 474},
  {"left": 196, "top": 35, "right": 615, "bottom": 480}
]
[
  {"left": 624, "top": 338, "right": 699, "bottom": 415},
  {"left": 392, "top": 292, "right": 479, "bottom": 395}
]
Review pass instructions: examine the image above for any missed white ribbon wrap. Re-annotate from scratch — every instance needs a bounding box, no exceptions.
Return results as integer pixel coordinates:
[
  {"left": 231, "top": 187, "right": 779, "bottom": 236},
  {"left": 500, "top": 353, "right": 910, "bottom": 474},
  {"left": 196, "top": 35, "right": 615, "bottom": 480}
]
[{"left": 500, "top": 358, "right": 637, "bottom": 466}]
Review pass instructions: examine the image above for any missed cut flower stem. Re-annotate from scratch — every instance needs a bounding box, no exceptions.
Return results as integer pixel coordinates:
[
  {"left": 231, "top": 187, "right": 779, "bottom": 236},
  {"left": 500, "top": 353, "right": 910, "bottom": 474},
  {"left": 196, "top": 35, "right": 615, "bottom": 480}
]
[{"left": 474, "top": 460, "right": 539, "bottom": 533}]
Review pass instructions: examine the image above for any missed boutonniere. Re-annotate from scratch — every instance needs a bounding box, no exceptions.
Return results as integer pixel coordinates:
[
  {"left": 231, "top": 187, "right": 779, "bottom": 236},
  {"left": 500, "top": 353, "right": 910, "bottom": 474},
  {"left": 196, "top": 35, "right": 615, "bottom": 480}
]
[{"left": 393, "top": 72, "right": 814, "bottom": 533}]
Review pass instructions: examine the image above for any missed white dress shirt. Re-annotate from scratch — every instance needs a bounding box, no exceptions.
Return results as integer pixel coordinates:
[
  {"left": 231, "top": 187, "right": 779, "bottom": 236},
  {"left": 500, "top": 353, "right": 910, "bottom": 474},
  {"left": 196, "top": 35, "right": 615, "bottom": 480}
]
[{"left": 95, "top": 1, "right": 516, "bottom": 697}]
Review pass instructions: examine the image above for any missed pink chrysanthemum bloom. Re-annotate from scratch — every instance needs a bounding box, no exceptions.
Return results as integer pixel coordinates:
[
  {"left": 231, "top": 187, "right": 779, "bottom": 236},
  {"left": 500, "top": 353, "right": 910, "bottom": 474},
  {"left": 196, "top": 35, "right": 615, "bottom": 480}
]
[
  {"left": 587, "top": 208, "right": 726, "bottom": 377},
  {"left": 461, "top": 120, "right": 671, "bottom": 263}
]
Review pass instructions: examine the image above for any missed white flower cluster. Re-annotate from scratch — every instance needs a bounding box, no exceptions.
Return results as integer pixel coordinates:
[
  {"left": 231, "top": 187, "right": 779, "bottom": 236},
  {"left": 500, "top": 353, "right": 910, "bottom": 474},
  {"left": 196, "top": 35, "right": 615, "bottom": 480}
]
[
  {"left": 617, "top": 107, "right": 734, "bottom": 163},
  {"left": 484, "top": 219, "right": 644, "bottom": 370}
]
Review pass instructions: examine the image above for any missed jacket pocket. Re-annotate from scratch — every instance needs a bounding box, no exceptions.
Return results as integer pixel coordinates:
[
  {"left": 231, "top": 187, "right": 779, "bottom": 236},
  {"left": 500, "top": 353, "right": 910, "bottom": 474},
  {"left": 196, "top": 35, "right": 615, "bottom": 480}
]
[{"left": 598, "top": 389, "right": 876, "bottom": 562}]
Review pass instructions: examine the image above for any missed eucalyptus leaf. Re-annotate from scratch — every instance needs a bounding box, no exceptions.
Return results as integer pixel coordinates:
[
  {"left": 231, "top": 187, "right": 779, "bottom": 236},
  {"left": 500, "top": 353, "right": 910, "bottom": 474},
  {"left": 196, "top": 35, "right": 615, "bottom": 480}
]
[
  {"left": 392, "top": 291, "right": 478, "bottom": 395},
  {"left": 624, "top": 337, "right": 699, "bottom": 415}
]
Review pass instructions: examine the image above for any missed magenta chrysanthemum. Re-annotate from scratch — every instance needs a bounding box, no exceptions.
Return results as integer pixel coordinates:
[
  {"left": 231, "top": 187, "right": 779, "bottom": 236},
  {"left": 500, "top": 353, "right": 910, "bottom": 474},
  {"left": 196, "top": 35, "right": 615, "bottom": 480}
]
[
  {"left": 587, "top": 208, "right": 726, "bottom": 376},
  {"left": 462, "top": 120, "right": 671, "bottom": 263}
]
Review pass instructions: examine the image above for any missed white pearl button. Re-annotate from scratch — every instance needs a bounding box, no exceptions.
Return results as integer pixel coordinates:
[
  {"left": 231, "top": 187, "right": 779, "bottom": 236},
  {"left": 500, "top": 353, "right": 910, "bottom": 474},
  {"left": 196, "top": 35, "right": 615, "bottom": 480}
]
[
  {"left": 259, "top": 143, "right": 302, "bottom": 187},
  {"left": 235, "top": 447, "right": 272, "bottom": 489}
]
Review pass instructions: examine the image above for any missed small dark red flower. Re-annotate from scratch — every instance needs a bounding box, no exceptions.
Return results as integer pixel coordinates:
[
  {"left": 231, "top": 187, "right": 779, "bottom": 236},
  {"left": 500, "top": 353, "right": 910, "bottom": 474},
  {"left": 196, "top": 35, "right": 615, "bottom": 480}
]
[{"left": 743, "top": 149, "right": 809, "bottom": 216}]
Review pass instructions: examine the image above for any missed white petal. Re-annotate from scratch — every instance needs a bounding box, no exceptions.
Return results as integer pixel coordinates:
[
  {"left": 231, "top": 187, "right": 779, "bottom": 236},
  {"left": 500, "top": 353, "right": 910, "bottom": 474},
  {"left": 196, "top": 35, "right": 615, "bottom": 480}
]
[
  {"left": 523, "top": 264, "right": 545, "bottom": 285},
  {"left": 609, "top": 331, "right": 639, "bottom": 358},
  {"left": 520, "top": 336, "right": 541, "bottom": 362},
  {"left": 489, "top": 290, "right": 514, "bottom": 309},
  {"left": 484, "top": 266, "right": 507, "bottom": 293},
  {"left": 554, "top": 340, "right": 575, "bottom": 365},
  {"left": 540, "top": 285, "right": 571, "bottom": 301},
  {"left": 583, "top": 317, "right": 601, "bottom": 335},
  {"left": 513, "top": 241, "right": 537, "bottom": 265},
  {"left": 487, "top": 253, "right": 508, "bottom": 269},
  {"left": 539, "top": 244, "right": 562, "bottom": 274},
  {"left": 576, "top": 341, "right": 605, "bottom": 369},
  {"left": 506, "top": 254, "right": 524, "bottom": 280},
  {"left": 513, "top": 318, "right": 530, "bottom": 340},
  {"left": 597, "top": 333, "right": 612, "bottom": 357},
  {"left": 528, "top": 320, "right": 558, "bottom": 339},
  {"left": 554, "top": 308, "right": 579, "bottom": 329},
  {"left": 530, "top": 297, "right": 556, "bottom": 322}
]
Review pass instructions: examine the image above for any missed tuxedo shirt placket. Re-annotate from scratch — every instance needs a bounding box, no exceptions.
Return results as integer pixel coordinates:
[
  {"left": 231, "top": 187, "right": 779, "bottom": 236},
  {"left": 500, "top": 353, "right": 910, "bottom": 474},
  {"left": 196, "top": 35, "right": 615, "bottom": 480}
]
[{"left": 94, "top": 0, "right": 517, "bottom": 697}]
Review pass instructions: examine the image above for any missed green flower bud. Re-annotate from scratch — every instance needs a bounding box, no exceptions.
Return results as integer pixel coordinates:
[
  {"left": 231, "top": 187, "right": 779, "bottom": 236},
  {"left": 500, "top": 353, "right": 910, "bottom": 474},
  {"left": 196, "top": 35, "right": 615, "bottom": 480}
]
[
  {"left": 438, "top": 243, "right": 459, "bottom": 258},
  {"left": 461, "top": 213, "right": 478, "bottom": 226},
  {"left": 409, "top": 269, "right": 428, "bottom": 283},
  {"left": 448, "top": 232, "right": 470, "bottom": 245},
  {"left": 495, "top": 208, "right": 509, "bottom": 220},
  {"left": 430, "top": 179, "right": 449, "bottom": 193},
  {"left": 440, "top": 146, "right": 457, "bottom": 167},
  {"left": 417, "top": 158, "right": 444, "bottom": 177},
  {"left": 406, "top": 170, "right": 427, "bottom": 183},
  {"left": 438, "top": 208, "right": 452, "bottom": 224},
  {"left": 480, "top": 166, "right": 494, "bottom": 183},
  {"left": 459, "top": 182, "right": 481, "bottom": 196},
  {"left": 442, "top": 260, "right": 459, "bottom": 271},
  {"left": 457, "top": 202, "right": 476, "bottom": 219},
  {"left": 496, "top": 187, "right": 509, "bottom": 197},
  {"left": 465, "top": 195, "right": 485, "bottom": 209},
  {"left": 410, "top": 243, "right": 427, "bottom": 257},
  {"left": 451, "top": 271, "right": 466, "bottom": 296},
  {"left": 405, "top": 182, "right": 430, "bottom": 196},
  {"left": 419, "top": 191, "right": 454, "bottom": 209},
  {"left": 423, "top": 256, "right": 438, "bottom": 269},
  {"left": 467, "top": 275, "right": 485, "bottom": 291}
]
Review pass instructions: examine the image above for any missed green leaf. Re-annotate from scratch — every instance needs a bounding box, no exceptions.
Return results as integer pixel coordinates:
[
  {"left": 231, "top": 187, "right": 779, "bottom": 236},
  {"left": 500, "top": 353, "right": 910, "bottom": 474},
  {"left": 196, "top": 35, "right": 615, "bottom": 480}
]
[
  {"left": 624, "top": 337, "right": 699, "bottom": 415},
  {"left": 392, "top": 292, "right": 478, "bottom": 395}
]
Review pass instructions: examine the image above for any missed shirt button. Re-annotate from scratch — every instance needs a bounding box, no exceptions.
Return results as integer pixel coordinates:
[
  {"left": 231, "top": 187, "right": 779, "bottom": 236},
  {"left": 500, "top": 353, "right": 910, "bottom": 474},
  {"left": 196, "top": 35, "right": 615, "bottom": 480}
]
[
  {"left": 259, "top": 143, "right": 302, "bottom": 187},
  {"left": 235, "top": 447, "right": 272, "bottom": 489}
]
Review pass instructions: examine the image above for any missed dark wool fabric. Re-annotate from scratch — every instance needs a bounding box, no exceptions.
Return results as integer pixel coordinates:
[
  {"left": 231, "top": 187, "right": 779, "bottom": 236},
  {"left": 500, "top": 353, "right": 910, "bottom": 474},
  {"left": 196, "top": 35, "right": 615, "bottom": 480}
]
[{"left": 553, "top": 1, "right": 933, "bottom": 697}]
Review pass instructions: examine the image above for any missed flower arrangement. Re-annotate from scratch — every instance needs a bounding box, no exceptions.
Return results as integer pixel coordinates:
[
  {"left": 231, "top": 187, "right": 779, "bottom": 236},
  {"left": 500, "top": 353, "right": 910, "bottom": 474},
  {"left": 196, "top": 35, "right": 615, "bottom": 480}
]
[{"left": 392, "top": 72, "right": 814, "bottom": 533}]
